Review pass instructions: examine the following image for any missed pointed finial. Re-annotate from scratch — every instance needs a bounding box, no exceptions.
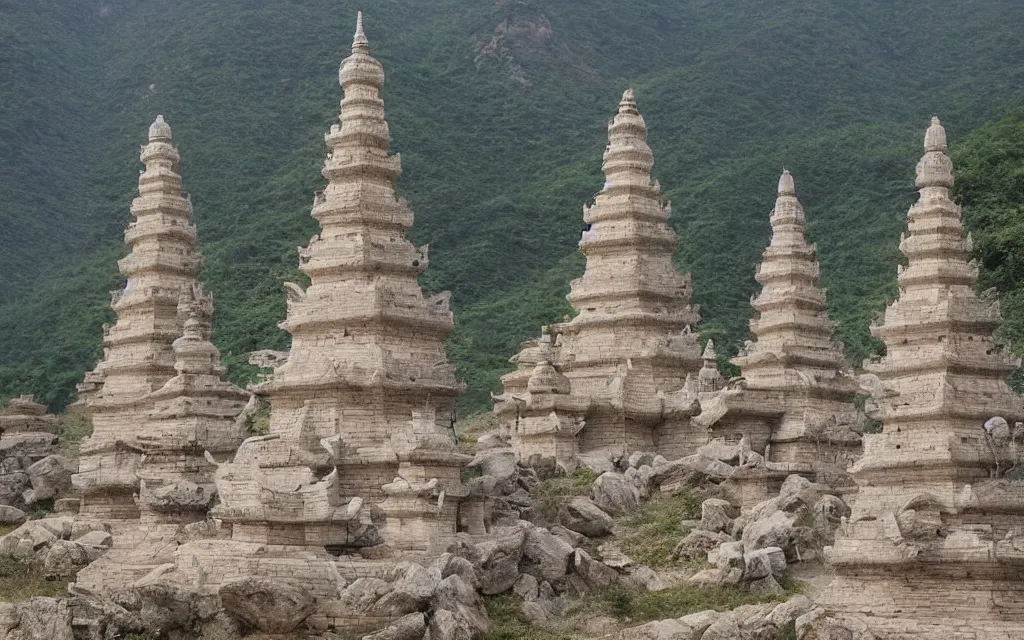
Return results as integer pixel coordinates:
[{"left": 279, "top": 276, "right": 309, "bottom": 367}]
[
  {"left": 702, "top": 339, "right": 717, "bottom": 361},
  {"left": 778, "top": 169, "right": 795, "bottom": 196},
  {"left": 924, "top": 116, "right": 947, "bottom": 152},
  {"left": 148, "top": 115, "right": 172, "bottom": 141},
  {"left": 352, "top": 11, "right": 369, "bottom": 52}
]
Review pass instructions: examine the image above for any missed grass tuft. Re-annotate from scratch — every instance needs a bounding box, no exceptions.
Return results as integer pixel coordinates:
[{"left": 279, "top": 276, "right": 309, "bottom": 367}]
[
  {"left": 0, "top": 555, "right": 69, "bottom": 601},
  {"left": 617, "top": 491, "right": 702, "bottom": 568},
  {"left": 484, "top": 597, "right": 577, "bottom": 640}
]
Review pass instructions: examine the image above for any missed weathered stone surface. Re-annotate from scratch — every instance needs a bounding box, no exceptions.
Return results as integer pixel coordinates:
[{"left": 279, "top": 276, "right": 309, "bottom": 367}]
[
  {"left": 593, "top": 472, "right": 641, "bottom": 515},
  {"left": 548, "top": 524, "right": 585, "bottom": 548},
  {"left": 472, "top": 526, "right": 526, "bottom": 595},
  {"left": 571, "top": 549, "right": 619, "bottom": 591},
  {"left": 364, "top": 612, "right": 426, "bottom": 640},
  {"left": 133, "top": 582, "right": 221, "bottom": 634},
  {"left": 219, "top": 577, "right": 315, "bottom": 634},
  {"left": 340, "top": 578, "right": 394, "bottom": 613},
  {"left": 743, "top": 546, "right": 786, "bottom": 580},
  {"left": 42, "top": 540, "right": 90, "bottom": 577},
  {"left": 559, "top": 496, "right": 614, "bottom": 538},
  {"left": 700, "top": 611, "right": 741, "bottom": 640},
  {"left": 767, "top": 595, "right": 814, "bottom": 628},
  {"left": 23, "top": 455, "right": 75, "bottom": 504},
  {"left": 521, "top": 525, "right": 573, "bottom": 582},
  {"left": 6, "top": 597, "right": 73, "bottom": 640},
  {"left": 698, "top": 498, "right": 736, "bottom": 533},
  {"left": 0, "top": 505, "right": 26, "bottom": 524},
  {"left": 431, "top": 574, "right": 488, "bottom": 639}
]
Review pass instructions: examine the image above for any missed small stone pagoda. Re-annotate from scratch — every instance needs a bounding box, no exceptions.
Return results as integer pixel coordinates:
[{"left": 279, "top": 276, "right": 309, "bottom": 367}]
[
  {"left": 691, "top": 171, "right": 862, "bottom": 505},
  {"left": 73, "top": 116, "right": 206, "bottom": 520},
  {"left": 192, "top": 13, "right": 467, "bottom": 562},
  {"left": 816, "top": 118, "right": 1024, "bottom": 638},
  {"left": 495, "top": 90, "right": 703, "bottom": 464},
  {"left": 0, "top": 395, "right": 58, "bottom": 463}
]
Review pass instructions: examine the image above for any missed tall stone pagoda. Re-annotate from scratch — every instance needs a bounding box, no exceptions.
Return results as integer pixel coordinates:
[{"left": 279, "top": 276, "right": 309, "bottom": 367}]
[
  {"left": 495, "top": 89, "right": 703, "bottom": 464},
  {"left": 73, "top": 116, "right": 206, "bottom": 519},
  {"left": 203, "top": 13, "right": 468, "bottom": 560},
  {"left": 815, "top": 118, "right": 1024, "bottom": 638},
  {"left": 688, "top": 172, "right": 861, "bottom": 507}
]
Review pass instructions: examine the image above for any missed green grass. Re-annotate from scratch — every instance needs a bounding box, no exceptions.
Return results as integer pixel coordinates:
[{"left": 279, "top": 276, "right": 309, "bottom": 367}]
[
  {"left": 245, "top": 397, "right": 271, "bottom": 436},
  {"left": 569, "top": 580, "right": 796, "bottom": 625},
  {"left": 617, "top": 491, "right": 702, "bottom": 568},
  {"left": 55, "top": 412, "right": 93, "bottom": 457},
  {"left": 531, "top": 468, "right": 600, "bottom": 525},
  {"left": 0, "top": 555, "right": 69, "bottom": 601},
  {"left": 484, "top": 597, "right": 579, "bottom": 640},
  {"left": 0, "top": 524, "right": 18, "bottom": 537}
]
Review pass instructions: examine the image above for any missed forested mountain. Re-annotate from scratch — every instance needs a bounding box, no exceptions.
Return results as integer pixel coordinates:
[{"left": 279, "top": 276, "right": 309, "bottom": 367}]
[{"left": 1, "top": 0, "right": 1023, "bottom": 411}]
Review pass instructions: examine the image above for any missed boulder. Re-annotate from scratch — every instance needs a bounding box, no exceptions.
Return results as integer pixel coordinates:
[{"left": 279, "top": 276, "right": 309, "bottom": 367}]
[
  {"left": 372, "top": 564, "right": 439, "bottom": 616},
  {"left": 700, "top": 611, "right": 741, "bottom": 640},
  {"left": 520, "top": 600, "right": 552, "bottom": 625},
  {"left": 696, "top": 441, "right": 741, "bottom": 464},
  {"left": 548, "top": 524, "right": 585, "bottom": 547},
  {"left": 512, "top": 574, "right": 539, "bottom": 601},
  {"left": 8, "top": 597, "right": 73, "bottom": 640},
  {"left": 340, "top": 578, "right": 394, "bottom": 612},
  {"left": 427, "top": 608, "right": 474, "bottom": 640},
  {"left": 23, "top": 455, "right": 75, "bottom": 504},
  {"left": 622, "top": 565, "right": 665, "bottom": 592},
  {"left": 41, "top": 540, "right": 90, "bottom": 577},
  {"left": 592, "top": 472, "right": 640, "bottom": 515},
  {"left": 558, "top": 496, "right": 614, "bottom": 538},
  {"left": 578, "top": 452, "right": 617, "bottom": 475},
  {"left": 521, "top": 525, "right": 573, "bottom": 582},
  {"left": 133, "top": 582, "right": 220, "bottom": 634},
  {"left": 219, "top": 577, "right": 315, "bottom": 634},
  {"left": 0, "top": 505, "right": 26, "bottom": 525},
  {"left": 741, "top": 510, "right": 795, "bottom": 553},
  {"left": 364, "top": 612, "right": 427, "bottom": 640},
  {"left": 677, "top": 454, "right": 737, "bottom": 480},
  {"left": 709, "top": 540, "right": 745, "bottom": 572},
  {"left": 475, "top": 433, "right": 508, "bottom": 451},
  {"left": 767, "top": 595, "right": 814, "bottom": 628},
  {"left": 433, "top": 553, "right": 480, "bottom": 591},
  {"left": 619, "top": 609, "right": 720, "bottom": 640},
  {"left": 628, "top": 451, "right": 656, "bottom": 469},
  {"left": 748, "top": 573, "right": 785, "bottom": 596},
  {"left": 431, "top": 574, "right": 488, "bottom": 638},
  {"left": 698, "top": 498, "right": 736, "bottom": 533},
  {"left": 743, "top": 546, "right": 786, "bottom": 580},
  {"left": 672, "top": 529, "right": 731, "bottom": 562},
  {"left": 570, "top": 549, "right": 619, "bottom": 592},
  {"left": 0, "top": 471, "right": 30, "bottom": 507},
  {"left": 471, "top": 526, "right": 526, "bottom": 595}
]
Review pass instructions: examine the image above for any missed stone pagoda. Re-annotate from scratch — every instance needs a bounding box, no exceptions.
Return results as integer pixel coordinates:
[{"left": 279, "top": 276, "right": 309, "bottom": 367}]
[
  {"left": 690, "top": 171, "right": 861, "bottom": 506},
  {"left": 73, "top": 115, "right": 206, "bottom": 520},
  {"left": 192, "top": 12, "right": 467, "bottom": 562},
  {"left": 0, "top": 395, "right": 63, "bottom": 510},
  {"left": 814, "top": 118, "right": 1024, "bottom": 638},
  {"left": 495, "top": 89, "right": 702, "bottom": 464}
]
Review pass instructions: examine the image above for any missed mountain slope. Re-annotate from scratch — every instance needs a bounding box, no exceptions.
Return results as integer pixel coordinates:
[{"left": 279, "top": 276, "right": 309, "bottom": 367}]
[{"left": 1, "top": 0, "right": 1023, "bottom": 410}]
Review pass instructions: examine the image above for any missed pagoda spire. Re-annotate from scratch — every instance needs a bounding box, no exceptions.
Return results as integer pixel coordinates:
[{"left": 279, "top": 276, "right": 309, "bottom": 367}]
[
  {"left": 732, "top": 169, "right": 845, "bottom": 382},
  {"left": 815, "top": 116, "right": 1024, "bottom": 640},
  {"left": 244, "top": 10, "right": 464, "bottom": 511},
  {"left": 73, "top": 115, "right": 205, "bottom": 519}
]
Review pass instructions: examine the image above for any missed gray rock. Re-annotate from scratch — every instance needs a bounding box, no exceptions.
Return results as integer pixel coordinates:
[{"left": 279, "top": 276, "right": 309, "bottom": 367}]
[
  {"left": 74, "top": 529, "right": 113, "bottom": 548},
  {"left": 512, "top": 573, "right": 539, "bottom": 601},
  {"left": 9, "top": 597, "right": 73, "bottom": 640},
  {"left": 592, "top": 472, "right": 640, "bottom": 515},
  {"left": 748, "top": 573, "right": 786, "bottom": 596},
  {"left": 134, "top": 581, "right": 220, "bottom": 634},
  {"left": 741, "top": 510, "right": 795, "bottom": 553},
  {"left": 521, "top": 525, "right": 573, "bottom": 582},
  {"left": 219, "top": 577, "right": 316, "bottom": 634},
  {"left": 372, "top": 564, "right": 439, "bottom": 616},
  {"left": 363, "top": 612, "right": 427, "bottom": 640},
  {"left": 617, "top": 609, "right": 718, "bottom": 640},
  {"left": 24, "top": 455, "right": 75, "bottom": 505},
  {"left": 710, "top": 540, "right": 745, "bottom": 572},
  {"left": 743, "top": 546, "right": 786, "bottom": 580},
  {"left": 0, "top": 505, "right": 26, "bottom": 525},
  {"left": 0, "top": 471, "right": 30, "bottom": 508},
  {"left": 700, "top": 611, "right": 741, "bottom": 640},
  {"left": 41, "top": 540, "right": 90, "bottom": 577},
  {"left": 628, "top": 452, "right": 656, "bottom": 469},
  {"left": 767, "top": 595, "right": 814, "bottom": 627},
  {"left": 340, "top": 578, "right": 394, "bottom": 612},
  {"left": 672, "top": 529, "right": 732, "bottom": 562},
  {"left": 427, "top": 608, "right": 474, "bottom": 640},
  {"left": 548, "top": 524, "right": 585, "bottom": 548},
  {"left": 696, "top": 441, "right": 741, "bottom": 464},
  {"left": 475, "top": 433, "right": 508, "bottom": 451},
  {"left": 622, "top": 565, "right": 666, "bottom": 592},
  {"left": 677, "top": 454, "right": 737, "bottom": 480},
  {"left": 473, "top": 526, "right": 526, "bottom": 595},
  {"left": 433, "top": 553, "right": 480, "bottom": 591},
  {"left": 578, "top": 452, "right": 617, "bottom": 475},
  {"left": 570, "top": 549, "right": 619, "bottom": 592},
  {"left": 698, "top": 498, "right": 736, "bottom": 533},
  {"left": 559, "top": 496, "right": 614, "bottom": 538},
  {"left": 431, "top": 574, "right": 488, "bottom": 638},
  {"left": 520, "top": 600, "right": 552, "bottom": 625},
  {"left": 52, "top": 498, "right": 80, "bottom": 514}
]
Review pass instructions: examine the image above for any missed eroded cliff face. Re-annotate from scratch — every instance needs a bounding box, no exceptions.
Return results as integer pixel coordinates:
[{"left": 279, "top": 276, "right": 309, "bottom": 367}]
[{"left": 474, "top": 0, "right": 554, "bottom": 85}]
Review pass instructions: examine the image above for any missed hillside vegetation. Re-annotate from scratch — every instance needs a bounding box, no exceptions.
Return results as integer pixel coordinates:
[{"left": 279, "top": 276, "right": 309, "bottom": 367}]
[{"left": 1, "top": 0, "right": 1024, "bottom": 410}]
